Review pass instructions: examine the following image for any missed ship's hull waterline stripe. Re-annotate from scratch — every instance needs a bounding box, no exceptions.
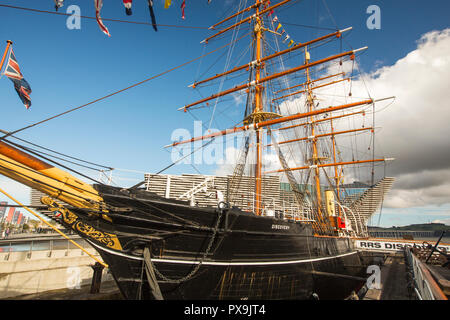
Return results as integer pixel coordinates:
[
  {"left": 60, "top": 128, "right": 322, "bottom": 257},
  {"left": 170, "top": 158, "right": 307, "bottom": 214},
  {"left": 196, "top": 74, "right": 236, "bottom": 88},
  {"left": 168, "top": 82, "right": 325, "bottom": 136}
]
[{"left": 87, "top": 240, "right": 358, "bottom": 266}]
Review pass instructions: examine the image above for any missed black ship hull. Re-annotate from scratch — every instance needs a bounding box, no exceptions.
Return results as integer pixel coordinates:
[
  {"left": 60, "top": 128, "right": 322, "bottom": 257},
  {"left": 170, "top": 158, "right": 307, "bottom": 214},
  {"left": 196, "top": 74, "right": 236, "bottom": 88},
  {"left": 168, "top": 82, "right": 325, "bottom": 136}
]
[{"left": 57, "top": 184, "right": 368, "bottom": 300}]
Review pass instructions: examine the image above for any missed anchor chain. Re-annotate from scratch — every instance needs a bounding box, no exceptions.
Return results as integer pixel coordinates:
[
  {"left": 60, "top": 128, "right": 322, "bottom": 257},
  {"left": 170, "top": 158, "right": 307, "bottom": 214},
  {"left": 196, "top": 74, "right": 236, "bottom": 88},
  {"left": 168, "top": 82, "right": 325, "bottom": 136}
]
[{"left": 148, "top": 204, "right": 226, "bottom": 283}]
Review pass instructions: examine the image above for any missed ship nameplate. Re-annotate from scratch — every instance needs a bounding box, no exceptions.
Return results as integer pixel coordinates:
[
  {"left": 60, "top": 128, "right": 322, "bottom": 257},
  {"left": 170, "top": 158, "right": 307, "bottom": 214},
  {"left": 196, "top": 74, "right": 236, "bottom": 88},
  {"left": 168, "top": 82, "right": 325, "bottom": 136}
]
[{"left": 271, "top": 224, "right": 290, "bottom": 230}]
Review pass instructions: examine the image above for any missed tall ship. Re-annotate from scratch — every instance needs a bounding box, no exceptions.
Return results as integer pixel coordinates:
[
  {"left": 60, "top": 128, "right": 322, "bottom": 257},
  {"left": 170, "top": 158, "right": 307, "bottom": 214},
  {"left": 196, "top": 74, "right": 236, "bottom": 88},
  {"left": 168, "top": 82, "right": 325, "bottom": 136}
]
[{"left": 0, "top": 0, "right": 395, "bottom": 299}]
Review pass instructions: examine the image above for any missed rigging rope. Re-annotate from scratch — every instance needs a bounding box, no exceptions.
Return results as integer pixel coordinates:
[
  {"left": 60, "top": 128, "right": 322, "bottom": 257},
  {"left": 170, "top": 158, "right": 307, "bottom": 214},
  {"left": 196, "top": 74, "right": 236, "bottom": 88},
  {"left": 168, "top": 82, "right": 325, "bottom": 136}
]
[
  {"left": 0, "top": 129, "right": 113, "bottom": 170},
  {"left": 0, "top": 33, "right": 249, "bottom": 142},
  {"left": 0, "top": 4, "right": 211, "bottom": 30}
]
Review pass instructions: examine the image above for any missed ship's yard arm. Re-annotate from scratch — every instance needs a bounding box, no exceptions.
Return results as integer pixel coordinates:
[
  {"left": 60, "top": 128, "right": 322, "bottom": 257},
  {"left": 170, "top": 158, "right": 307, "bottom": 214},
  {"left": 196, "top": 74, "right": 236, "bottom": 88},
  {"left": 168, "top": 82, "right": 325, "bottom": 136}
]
[
  {"left": 166, "top": 98, "right": 394, "bottom": 148},
  {"left": 273, "top": 72, "right": 345, "bottom": 95},
  {"left": 272, "top": 77, "right": 351, "bottom": 102},
  {"left": 266, "top": 127, "right": 375, "bottom": 147},
  {"left": 201, "top": 0, "right": 295, "bottom": 44},
  {"left": 190, "top": 29, "right": 352, "bottom": 89},
  {"left": 276, "top": 110, "right": 365, "bottom": 132},
  {"left": 180, "top": 46, "right": 364, "bottom": 112}
]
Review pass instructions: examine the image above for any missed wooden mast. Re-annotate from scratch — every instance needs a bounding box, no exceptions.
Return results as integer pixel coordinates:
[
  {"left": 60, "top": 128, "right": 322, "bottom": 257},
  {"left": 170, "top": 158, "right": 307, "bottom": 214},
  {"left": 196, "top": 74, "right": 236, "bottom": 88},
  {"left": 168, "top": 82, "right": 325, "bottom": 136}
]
[
  {"left": 304, "top": 46, "right": 325, "bottom": 227},
  {"left": 254, "top": 0, "right": 263, "bottom": 216},
  {"left": 174, "top": 1, "right": 394, "bottom": 225}
]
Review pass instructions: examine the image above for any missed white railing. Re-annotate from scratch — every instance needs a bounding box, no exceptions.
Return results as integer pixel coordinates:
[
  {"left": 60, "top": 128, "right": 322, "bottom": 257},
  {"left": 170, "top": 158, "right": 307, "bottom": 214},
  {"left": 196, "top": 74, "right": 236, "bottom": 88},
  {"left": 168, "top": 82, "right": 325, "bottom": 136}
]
[{"left": 238, "top": 191, "right": 314, "bottom": 222}]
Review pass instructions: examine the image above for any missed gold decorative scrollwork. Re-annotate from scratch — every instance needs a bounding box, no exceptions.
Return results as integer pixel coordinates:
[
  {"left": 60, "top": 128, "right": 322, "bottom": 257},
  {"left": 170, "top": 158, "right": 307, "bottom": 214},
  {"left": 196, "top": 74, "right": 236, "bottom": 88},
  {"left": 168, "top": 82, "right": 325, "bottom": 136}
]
[{"left": 41, "top": 196, "right": 122, "bottom": 251}]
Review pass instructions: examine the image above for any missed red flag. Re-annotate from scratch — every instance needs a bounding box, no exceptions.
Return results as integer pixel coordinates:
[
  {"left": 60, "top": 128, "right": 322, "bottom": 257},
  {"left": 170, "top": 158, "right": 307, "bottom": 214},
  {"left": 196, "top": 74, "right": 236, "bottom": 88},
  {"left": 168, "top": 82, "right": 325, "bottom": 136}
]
[
  {"left": 181, "top": 0, "right": 186, "bottom": 19},
  {"left": 265, "top": 0, "right": 274, "bottom": 16},
  {"left": 122, "top": 0, "right": 132, "bottom": 15},
  {"left": 94, "top": 0, "right": 110, "bottom": 37}
]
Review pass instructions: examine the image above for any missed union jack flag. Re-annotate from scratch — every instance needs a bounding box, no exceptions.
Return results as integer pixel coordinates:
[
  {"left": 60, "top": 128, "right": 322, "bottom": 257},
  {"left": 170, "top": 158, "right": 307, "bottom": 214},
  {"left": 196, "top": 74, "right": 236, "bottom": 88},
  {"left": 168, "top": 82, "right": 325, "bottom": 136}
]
[
  {"left": 2, "top": 48, "right": 32, "bottom": 109},
  {"left": 3, "top": 48, "right": 22, "bottom": 80}
]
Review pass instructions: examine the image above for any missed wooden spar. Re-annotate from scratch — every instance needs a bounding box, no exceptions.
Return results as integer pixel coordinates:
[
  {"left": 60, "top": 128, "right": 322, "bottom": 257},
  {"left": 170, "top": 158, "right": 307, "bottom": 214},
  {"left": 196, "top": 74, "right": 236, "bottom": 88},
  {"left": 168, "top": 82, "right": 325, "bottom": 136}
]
[
  {"left": 201, "top": 0, "right": 295, "bottom": 44},
  {"left": 0, "top": 140, "right": 103, "bottom": 208},
  {"left": 272, "top": 77, "right": 350, "bottom": 102},
  {"left": 167, "top": 99, "right": 374, "bottom": 148},
  {"left": 181, "top": 47, "right": 366, "bottom": 111},
  {"left": 266, "top": 127, "right": 374, "bottom": 147},
  {"left": 277, "top": 110, "right": 365, "bottom": 131},
  {"left": 209, "top": 2, "right": 259, "bottom": 30},
  {"left": 265, "top": 158, "right": 391, "bottom": 174},
  {"left": 190, "top": 29, "right": 351, "bottom": 89},
  {"left": 274, "top": 72, "right": 345, "bottom": 95},
  {"left": 0, "top": 40, "right": 13, "bottom": 72}
]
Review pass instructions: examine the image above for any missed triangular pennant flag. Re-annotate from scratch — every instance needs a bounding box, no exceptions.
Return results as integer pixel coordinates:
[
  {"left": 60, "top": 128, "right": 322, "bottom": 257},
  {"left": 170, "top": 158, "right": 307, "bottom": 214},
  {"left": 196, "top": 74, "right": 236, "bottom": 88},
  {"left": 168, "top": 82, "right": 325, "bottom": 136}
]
[
  {"left": 283, "top": 34, "right": 290, "bottom": 43},
  {"left": 2, "top": 47, "right": 32, "bottom": 109},
  {"left": 122, "top": 0, "right": 132, "bottom": 16},
  {"left": 164, "top": 0, "right": 172, "bottom": 9},
  {"left": 94, "top": 0, "right": 110, "bottom": 37},
  {"left": 272, "top": 16, "right": 278, "bottom": 23},
  {"left": 288, "top": 39, "right": 294, "bottom": 47},
  {"left": 181, "top": 0, "right": 186, "bottom": 19},
  {"left": 148, "top": 0, "right": 158, "bottom": 32},
  {"left": 53, "top": 0, "right": 64, "bottom": 12},
  {"left": 276, "top": 23, "right": 282, "bottom": 31}
]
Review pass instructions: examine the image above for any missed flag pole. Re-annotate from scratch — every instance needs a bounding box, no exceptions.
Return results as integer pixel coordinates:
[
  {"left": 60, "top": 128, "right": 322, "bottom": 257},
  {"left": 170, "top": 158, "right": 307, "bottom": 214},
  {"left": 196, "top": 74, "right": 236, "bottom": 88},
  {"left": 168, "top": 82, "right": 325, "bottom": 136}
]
[{"left": 0, "top": 40, "right": 13, "bottom": 74}]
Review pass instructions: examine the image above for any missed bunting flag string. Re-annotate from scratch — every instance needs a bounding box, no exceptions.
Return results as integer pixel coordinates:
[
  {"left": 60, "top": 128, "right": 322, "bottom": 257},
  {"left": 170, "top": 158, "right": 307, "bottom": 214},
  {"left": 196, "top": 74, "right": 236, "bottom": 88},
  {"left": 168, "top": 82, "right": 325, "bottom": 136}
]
[
  {"left": 271, "top": 14, "right": 299, "bottom": 48},
  {"left": 122, "top": 0, "right": 132, "bottom": 16},
  {"left": 1, "top": 46, "right": 32, "bottom": 109},
  {"left": 94, "top": 0, "right": 111, "bottom": 37},
  {"left": 266, "top": 1, "right": 274, "bottom": 16}
]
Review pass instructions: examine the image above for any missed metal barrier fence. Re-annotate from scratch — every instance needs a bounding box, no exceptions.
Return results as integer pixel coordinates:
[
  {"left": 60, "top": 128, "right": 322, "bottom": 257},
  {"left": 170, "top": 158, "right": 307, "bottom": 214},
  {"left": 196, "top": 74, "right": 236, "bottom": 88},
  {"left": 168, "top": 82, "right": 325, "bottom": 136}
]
[
  {"left": 405, "top": 247, "right": 447, "bottom": 300},
  {"left": 0, "top": 236, "right": 91, "bottom": 259}
]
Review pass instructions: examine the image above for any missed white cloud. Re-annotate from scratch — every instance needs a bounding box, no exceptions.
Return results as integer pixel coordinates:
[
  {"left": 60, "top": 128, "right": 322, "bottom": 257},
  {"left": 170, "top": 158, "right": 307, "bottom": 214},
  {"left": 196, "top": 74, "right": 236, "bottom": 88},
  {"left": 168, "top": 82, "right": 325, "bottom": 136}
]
[
  {"left": 211, "top": 28, "right": 450, "bottom": 214},
  {"left": 322, "top": 28, "right": 450, "bottom": 208}
]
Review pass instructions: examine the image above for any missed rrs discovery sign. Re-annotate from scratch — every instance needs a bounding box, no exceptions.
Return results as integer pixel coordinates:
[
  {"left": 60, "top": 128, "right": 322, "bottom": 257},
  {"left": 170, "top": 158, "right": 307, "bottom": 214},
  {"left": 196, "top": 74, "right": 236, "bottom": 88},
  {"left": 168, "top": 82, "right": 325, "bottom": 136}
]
[{"left": 354, "top": 239, "right": 450, "bottom": 253}]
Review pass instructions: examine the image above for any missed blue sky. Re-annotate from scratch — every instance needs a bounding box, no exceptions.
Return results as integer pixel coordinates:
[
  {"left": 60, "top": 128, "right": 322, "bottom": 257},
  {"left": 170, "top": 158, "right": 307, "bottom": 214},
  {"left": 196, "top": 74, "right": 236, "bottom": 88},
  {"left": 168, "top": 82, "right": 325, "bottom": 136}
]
[{"left": 0, "top": 0, "right": 449, "bottom": 227}]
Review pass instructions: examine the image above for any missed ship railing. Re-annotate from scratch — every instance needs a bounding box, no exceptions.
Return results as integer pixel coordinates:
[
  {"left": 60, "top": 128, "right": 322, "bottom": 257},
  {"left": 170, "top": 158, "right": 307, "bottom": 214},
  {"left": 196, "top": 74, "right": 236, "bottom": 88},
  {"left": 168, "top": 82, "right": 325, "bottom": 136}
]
[
  {"left": 405, "top": 247, "right": 448, "bottom": 300},
  {"left": 238, "top": 191, "right": 313, "bottom": 222},
  {"left": 334, "top": 201, "right": 368, "bottom": 237}
]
